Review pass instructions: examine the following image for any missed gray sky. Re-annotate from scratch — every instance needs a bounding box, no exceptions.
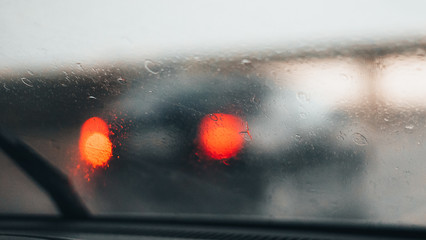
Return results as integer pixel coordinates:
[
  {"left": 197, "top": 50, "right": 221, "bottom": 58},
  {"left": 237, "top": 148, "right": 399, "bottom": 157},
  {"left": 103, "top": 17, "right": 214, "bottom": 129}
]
[{"left": 1, "top": 0, "right": 426, "bottom": 70}]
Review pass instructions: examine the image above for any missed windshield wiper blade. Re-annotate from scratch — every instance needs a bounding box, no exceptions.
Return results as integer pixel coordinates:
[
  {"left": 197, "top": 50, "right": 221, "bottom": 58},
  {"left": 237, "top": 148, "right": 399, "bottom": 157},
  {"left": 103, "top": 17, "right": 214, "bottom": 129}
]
[{"left": 0, "top": 129, "right": 90, "bottom": 219}]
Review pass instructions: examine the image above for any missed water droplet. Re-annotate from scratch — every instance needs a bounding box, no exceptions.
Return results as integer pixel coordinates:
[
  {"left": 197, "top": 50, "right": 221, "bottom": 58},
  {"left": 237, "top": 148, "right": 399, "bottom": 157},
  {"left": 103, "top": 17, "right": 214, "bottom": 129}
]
[
  {"left": 297, "top": 92, "right": 310, "bottom": 103},
  {"left": 3, "top": 83, "right": 10, "bottom": 91},
  {"left": 76, "top": 63, "right": 84, "bottom": 71},
  {"left": 376, "top": 62, "right": 386, "bottom": 70},
  {"left": 241, "top": 59, "right": 252, "bottom": 65},
  {"left": 240, "top": 122, "right": 253, "bottom": 141},
  {"left": 384, "top": 117, "right": 389, "bottom": 122},
  {"left": 222, "top": 160, "right": 230, "bottom": 166},
  {"left": 27, "top": 70, "right": 34, "bottom": 76},
  {"left": 299, "top": 111, "right": 307, "bottom": 119},
  {"left": 404, "top": 124, "right": 415, "bottom": 134},
  {"left": 21, "top": 77, "right": 33, "bottom": 87},
  {"left": 293, "top": 134, "right": 302, "bottom": 142},
  {"left": 239, "top": 131, "right": 252, "bottom": 141},
  {"left": 144, "top": 60, "right": 160, "bottom": 74},
  {"left": 88, "top": 96, "right": 96, "bottom": 99},
  {"left": 117, "top": 77, "right": 126, "bottom": 84},
  {"left": 209, "top": 114, "right": 218, "bottom": 121},
  {"left": 336, "top": 131, "right": 346, "bottom": 141},
  {"left": 352, "top": 133, "right": 368, "bottom": 146},
  {"left": 340, "top": 73, "right": 352, "bottom": 81},
  {"left": 405, "top": 124, "right": 414, "bottom": 130}
]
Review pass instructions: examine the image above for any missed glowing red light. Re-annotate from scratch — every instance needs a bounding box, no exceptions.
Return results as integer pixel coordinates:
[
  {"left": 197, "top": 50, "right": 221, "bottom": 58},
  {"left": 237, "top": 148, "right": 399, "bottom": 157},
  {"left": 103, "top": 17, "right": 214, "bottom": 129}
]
[
  {"left": 79, "top": 117, "right": 112, "bottom": 167},
  {"left": 197, "top": 113, "right": 246, "bottom": 160}
]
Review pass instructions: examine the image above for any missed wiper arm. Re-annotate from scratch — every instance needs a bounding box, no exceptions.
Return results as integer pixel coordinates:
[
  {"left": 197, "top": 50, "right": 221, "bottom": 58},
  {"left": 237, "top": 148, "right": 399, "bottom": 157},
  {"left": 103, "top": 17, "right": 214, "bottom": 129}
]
[{"left": 0, "top": 129, "right": 90, "bottom": 219}]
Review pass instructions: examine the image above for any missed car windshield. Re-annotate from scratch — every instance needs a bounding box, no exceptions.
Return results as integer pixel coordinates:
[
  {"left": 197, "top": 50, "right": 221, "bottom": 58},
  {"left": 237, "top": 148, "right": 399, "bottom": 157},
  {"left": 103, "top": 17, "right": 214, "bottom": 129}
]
[{"left": 2, "top": 0, "right": 426, "bottom": 226}]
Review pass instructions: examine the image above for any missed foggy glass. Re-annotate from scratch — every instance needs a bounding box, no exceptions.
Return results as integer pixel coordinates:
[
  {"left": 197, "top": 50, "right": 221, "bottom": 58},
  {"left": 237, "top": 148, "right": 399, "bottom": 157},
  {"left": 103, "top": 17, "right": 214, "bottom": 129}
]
[
  {"left": 2, "top": 0, "right": 426, "bottom": 227},
  {"left": 1, "top": 46, "right": 426, "bottom": 225}
]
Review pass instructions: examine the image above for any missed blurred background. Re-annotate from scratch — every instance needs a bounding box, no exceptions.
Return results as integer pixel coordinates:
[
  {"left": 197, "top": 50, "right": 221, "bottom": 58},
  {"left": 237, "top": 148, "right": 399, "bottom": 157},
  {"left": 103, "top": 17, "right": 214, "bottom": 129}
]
[{"left": 1, "top": 0, "right": 426, "bottom": 226}]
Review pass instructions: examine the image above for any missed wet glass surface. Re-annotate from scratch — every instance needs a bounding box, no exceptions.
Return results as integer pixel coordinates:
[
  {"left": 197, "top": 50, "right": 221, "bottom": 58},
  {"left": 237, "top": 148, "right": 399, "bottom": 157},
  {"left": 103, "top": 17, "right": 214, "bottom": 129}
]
[
  {"left": 2, "top": 0, "right": 426, "bottom": 227},
  {"left": 1, "top": 47, "right": 426, "bottom": 225}
]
